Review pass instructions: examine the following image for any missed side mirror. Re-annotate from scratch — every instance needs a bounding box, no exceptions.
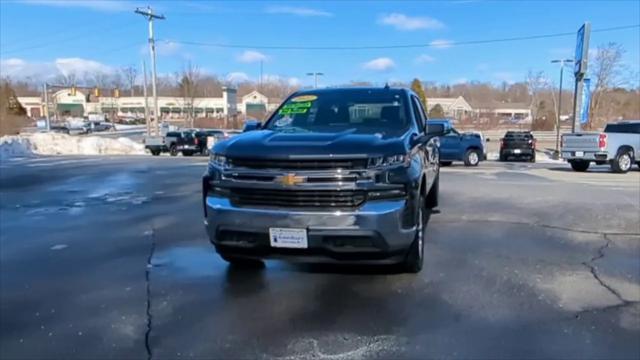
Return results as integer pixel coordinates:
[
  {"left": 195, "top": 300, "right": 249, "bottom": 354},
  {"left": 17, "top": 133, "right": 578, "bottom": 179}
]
[
  {"left": 411, "top": 134, "right": 429, "bottom": 147},
  {"left": 426, "top": 125, "right": 446, "bottom": 137},
  {"left": 243, "top": 119, "right": 262, "bottom": 132}
]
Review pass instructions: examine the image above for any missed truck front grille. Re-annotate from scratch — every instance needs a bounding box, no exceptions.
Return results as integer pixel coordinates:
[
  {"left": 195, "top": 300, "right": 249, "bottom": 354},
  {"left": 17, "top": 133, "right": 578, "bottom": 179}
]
[
  {"left": 228, "top": 158, "right": 368, "bottom": 170},
  {"left": 227, "top": 188, "right": 366, "bottom": 208}
]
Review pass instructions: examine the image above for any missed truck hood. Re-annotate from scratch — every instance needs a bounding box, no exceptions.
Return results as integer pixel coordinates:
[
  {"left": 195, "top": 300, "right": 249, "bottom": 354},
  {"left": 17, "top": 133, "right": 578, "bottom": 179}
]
[{"left": 213, "top": 129, "right": 409, "bottom": 159}]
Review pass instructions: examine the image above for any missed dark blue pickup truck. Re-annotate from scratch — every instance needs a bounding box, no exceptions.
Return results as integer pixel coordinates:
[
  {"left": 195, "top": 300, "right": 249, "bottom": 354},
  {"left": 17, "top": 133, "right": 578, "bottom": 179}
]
[{"left": 427, "top": 119, "right": 485, "bottom": 166}]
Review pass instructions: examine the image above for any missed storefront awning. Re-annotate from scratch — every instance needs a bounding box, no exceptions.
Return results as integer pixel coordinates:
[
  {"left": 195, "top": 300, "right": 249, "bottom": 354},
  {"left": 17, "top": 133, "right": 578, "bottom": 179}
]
[{"left": 56, "top": 103, "right": 84, "bottom": 112}]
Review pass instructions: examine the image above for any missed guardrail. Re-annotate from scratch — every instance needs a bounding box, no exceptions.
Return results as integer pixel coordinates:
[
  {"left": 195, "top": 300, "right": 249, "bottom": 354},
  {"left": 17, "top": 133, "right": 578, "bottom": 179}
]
[{"left": 479, "top": 130, "right": 577, "bottom": 142}]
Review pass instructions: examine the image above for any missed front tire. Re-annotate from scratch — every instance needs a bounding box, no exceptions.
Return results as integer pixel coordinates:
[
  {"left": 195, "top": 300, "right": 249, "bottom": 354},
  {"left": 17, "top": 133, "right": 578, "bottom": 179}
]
[
  {"left": 169, "top": 145, "right": 178, "bottom": 157},
  {"left": 569, "top": 160, "right": 590, "bottom": 172},
  {"left": 611, "top": 150, "right": 633, "bottom": 174},
  {"left": 150, "top": 150, "right": 160, "bottom": 156},
  {"left": 403, "top": 196, "right": 426, "bottom": 273},
  {"left": 464, "top": 149, "right": 480, "bottom": 166}
]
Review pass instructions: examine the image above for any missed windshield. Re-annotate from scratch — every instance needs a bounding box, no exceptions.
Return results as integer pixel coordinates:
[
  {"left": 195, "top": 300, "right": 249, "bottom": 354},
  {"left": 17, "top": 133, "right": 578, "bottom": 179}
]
[
  {"left": 604, "top": 123, "right": 640, "bottom": 133},
  {"left": 265, "top": 90, "right": 410, "bottom": 135}
]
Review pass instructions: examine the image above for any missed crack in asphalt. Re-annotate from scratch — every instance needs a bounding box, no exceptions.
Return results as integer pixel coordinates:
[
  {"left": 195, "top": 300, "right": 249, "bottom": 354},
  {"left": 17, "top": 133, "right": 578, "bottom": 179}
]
[
  {"left": 432, "top": 218, "right": 639, "bottom": 236},
  {"left": 144, "top": 228, "right": 156, "bottom": 360},
  {"left": 577, "top": 234, "right": 640, "bottom": 318},
  {"left": 581, "top": 234, "right": 631, "bottom": 302},
  {"left": 433, "top": 217, "right": 640, "bottom": 317}
]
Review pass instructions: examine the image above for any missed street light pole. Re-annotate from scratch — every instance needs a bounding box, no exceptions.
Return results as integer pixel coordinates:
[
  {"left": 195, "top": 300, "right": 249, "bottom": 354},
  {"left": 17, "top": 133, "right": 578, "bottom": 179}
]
[
  {"left": 551, "top": 59, "right": 573, "bottom": 158},
  {"left": 43, "top": 83, "right": 50, "bottom": 131},
  {"left": 306, "top": 72, "right": 324, "bottom": 89}
]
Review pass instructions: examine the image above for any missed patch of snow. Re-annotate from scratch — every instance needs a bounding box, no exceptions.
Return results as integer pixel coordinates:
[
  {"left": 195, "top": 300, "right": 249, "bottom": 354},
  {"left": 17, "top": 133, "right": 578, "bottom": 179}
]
[
  {"left": 0, "top": 133, "right": 145, "bottom": 160},
  {"left": 0, "top": 136, "right": 34, "bottom": 159}
]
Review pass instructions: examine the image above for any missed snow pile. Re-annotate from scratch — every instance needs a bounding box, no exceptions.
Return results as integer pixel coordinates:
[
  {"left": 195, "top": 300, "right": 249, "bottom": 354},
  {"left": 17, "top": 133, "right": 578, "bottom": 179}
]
[{"left": 0, "top": 133, "right": 145, "bottom": 160}]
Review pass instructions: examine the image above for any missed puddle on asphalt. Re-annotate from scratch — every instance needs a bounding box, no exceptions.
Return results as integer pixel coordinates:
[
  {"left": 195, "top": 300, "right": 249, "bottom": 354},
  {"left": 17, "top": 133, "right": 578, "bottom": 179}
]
[
  {"left": 20, "top": 171, "right": 151, "bottom": 217},
  {"left": 22, "top": 191, "right": 149, "bottom": 217},
  {"left": 152, "top": 246, "right": 225, "bottom": 277}
]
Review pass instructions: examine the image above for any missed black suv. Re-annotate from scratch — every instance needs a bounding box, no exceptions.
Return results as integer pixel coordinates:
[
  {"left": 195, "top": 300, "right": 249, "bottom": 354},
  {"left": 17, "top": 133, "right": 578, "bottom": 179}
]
[
  {"left": 202, "top": 87, "right": 443, "bottom": 272},
  {"left": 499, "top": 131, "right": 537, "bottom": 162}
]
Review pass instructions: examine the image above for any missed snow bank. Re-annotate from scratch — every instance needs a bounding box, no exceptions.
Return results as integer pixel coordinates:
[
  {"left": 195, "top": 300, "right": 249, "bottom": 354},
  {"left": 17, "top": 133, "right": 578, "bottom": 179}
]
[{"left": 0, "top": 133, "right": 145, "bottom": 160}]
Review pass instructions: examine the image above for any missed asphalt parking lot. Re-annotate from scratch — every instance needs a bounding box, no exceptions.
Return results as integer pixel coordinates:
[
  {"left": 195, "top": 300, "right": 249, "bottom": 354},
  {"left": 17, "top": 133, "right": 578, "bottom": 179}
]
[{"left": 1, "top": 156, "right": 639, "bottom": 359}]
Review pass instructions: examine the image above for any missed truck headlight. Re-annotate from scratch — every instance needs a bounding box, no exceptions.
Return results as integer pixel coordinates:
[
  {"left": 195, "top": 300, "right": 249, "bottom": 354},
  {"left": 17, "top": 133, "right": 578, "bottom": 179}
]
[
  {"left": 367, "top": 154, "right": 408, "bottom": 168},
  {"left": 210, "top": 154, "right": 229, "bottom": 168}
]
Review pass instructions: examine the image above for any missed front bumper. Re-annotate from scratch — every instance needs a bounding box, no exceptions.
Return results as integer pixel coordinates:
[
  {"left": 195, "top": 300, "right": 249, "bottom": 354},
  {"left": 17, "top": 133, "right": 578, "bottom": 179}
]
[{"left": 203, "top": 195, "right": 415, "bottom": 264}]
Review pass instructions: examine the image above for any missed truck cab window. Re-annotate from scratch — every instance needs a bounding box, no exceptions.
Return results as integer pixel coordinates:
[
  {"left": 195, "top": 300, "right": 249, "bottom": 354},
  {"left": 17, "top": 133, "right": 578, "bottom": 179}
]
[{"left": 411, "top": 96, "right": 426, "bottom": 132}]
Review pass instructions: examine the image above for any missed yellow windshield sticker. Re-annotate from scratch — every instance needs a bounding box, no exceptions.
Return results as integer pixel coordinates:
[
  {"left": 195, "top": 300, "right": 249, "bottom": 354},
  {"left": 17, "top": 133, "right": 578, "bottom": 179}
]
[{"left": 290, "top": 95, "right": 317, "bottom": 102}]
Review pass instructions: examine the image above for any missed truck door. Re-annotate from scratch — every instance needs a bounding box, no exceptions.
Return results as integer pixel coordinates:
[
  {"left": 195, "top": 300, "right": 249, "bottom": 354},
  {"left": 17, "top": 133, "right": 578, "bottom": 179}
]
[{"left": 440, "top": 128, "right": 462, "bottom": 160}]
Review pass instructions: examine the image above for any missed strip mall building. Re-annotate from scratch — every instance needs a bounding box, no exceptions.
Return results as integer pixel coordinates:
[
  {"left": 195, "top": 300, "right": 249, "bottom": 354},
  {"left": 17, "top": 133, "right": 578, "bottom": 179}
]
[{"left": 17, "top": 88, "right": 281, "bottom": 120}]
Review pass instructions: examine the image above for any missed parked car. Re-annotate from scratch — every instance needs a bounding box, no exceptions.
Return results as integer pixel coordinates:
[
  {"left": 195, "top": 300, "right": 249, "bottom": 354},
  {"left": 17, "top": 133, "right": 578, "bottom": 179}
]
[
  {"left": 561, "top": 121, "right": 640, "bottom": 173},
  {"left": 144, "top": 130, "right": 196, "bottom": 156},
  {"left": 49, "top": 125, "right": 70, "bottom": 134},
  {"left": 83, "top": 121, "right": 115, "bottom": 133},
  {"left": 499, "top": 131, "right": 537, "bottom": 162},
  {"left": 203, "top": 87, "right": 444, "bottom": 273},
  {"left": 426, "top": 119, "right": 484, "bottom": 166},
  {"left": 196, "top": 129, "right": 230, "bottom": 155},
  {"left": 174, "top": 130, "right": 200, "bottom": 156}
]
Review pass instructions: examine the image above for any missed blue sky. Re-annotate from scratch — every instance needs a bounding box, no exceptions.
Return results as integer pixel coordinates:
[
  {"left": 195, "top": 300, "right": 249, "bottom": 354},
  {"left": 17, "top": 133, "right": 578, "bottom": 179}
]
[{"left": 1, "top": 0, "right": 639, "bottom": 88}]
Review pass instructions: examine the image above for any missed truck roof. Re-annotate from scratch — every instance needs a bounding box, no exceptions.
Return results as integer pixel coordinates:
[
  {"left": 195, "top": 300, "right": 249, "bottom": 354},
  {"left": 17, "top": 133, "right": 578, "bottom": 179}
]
[
  {"left": 291, "top": 87, "right": 409, "bottom": 97},
  {"left": 612, "top": 120, "right": 640, "bottom": 124}
]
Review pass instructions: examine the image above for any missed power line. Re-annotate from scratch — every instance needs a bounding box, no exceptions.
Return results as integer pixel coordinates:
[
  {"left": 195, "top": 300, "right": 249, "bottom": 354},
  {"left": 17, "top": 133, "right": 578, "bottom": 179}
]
[{"left": 160, "top": 24, "right": 639, "bottom": 51}]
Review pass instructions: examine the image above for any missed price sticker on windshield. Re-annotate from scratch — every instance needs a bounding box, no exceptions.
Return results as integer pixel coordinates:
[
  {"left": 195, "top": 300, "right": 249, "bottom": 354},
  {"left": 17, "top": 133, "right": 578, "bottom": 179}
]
[{"left": 290, "top": 95, "right": 317, "bottom": 102}]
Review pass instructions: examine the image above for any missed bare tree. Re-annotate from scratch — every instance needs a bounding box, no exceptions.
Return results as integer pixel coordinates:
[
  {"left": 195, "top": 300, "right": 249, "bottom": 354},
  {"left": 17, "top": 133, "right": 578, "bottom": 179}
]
[
  {"left": 92, "top": 71, "right": 110, "bottom": 88},
  {"left": 588, "top": 42, "right": 626, "bottom": 128},
  {"left": 177, "top": 61, "right": 202, "bottom": 127},
  {"left": 110, "top": 72, "right": 124, "bottom": 91},
  {"left": 54, "top": 72, "right": 78, "bottom": 87},
  {"left": 121, "top": 66, "right": 138, "bottom": 96},
  {"left": 526, "top": 70, "right": 548, "bottom": 121}
]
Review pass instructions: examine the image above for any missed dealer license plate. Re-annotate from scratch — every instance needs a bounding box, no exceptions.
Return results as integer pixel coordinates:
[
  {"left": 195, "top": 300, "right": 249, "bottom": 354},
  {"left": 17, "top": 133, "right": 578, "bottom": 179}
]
[{"left": 269, "top": 228, "right": 308, "bottom": 249}]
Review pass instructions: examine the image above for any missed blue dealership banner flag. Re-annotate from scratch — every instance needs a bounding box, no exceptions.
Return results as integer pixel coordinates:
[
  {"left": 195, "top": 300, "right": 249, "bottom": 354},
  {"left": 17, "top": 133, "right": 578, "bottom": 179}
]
[{"left": 580, "top": 78, "right": 591, "bottom": 124}]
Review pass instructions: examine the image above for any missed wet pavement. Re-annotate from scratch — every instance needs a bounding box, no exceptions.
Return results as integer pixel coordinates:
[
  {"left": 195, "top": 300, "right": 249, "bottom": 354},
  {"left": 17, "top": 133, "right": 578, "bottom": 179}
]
[{"left": 1, "top": 156, "right": 639, "bottom": 359}]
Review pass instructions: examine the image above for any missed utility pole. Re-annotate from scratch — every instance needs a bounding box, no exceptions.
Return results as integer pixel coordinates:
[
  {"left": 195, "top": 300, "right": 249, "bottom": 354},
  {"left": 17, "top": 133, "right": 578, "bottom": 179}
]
[
  {"left": 142, "top": 60, "right": 150, "bottom": 135},
  {"left": 306, "top": 72, "right": 324, "bottom": 89},
  {"left": 135, "top": 6, "right": 165, "bottom": 136},
  {"left": 551, "top": 59, "right": 573, "bottom": 158},
  {"left": 259, "top": 60, "right": 264, "bottom": 91},
  {"left": 42, "top": 83, "right": 50, "bottom": 131}
]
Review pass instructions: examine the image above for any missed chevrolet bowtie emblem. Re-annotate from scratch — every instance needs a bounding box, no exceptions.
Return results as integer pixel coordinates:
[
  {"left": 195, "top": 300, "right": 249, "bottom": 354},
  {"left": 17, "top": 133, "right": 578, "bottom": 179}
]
[{"left": 278, "top": 173, "right": 306, "bottom": 186}]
